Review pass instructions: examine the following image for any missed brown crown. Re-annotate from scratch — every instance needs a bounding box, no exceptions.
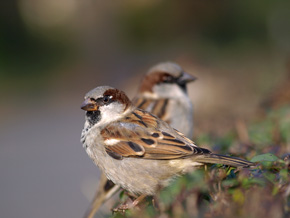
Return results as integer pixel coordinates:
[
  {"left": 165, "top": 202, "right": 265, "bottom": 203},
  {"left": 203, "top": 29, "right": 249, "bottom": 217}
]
[
  {"left": 104, "top": 88, "right": 132, "bottom": 110},
  {"left": 139, "top": 72, "right": 169, "bottom": 93}
]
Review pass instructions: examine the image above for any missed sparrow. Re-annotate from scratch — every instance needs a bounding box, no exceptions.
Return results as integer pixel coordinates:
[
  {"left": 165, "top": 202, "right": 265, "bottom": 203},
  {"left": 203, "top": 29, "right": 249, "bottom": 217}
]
[
  {"left": 133, "top": 62, "right": 196, "bottom": 139},
  {"left": 81, "top": 86, "right": 253, "bottom": 210},
  {"left": 83, "top": 62, "right": 197, "bottom": 218}
]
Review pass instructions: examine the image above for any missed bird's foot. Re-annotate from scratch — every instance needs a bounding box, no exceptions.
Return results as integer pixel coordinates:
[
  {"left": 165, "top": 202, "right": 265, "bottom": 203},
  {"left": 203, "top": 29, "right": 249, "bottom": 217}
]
[
  {"left": 112, "top": 194, "right": 146, "bottom": 213},
  {"left": 112, "top": 202, "right": 132, "bottom": 213}
]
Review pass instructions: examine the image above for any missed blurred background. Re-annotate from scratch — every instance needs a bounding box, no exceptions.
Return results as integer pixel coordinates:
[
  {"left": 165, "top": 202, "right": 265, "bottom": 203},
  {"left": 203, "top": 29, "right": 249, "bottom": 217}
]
[{"left": 1, "top": 1, "right": 290, "bottom": 217}]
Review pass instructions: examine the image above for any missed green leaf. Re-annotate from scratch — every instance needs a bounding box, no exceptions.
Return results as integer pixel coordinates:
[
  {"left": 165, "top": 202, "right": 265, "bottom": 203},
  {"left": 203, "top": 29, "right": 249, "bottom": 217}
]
[
  {"left": 119, "top": 190, "right": 125, "bottom": 200},
  {"left": 242, "top": 178, "right": 266, "bottom": 188},
  {"left": 232, "top": 189, "right": 245, "bottom": 205},
  {"left": 272, "top": 186, "right": 279, "bottom": 196},
  {"left": 222, "top": 179, "right": 239, "bottom": 188},
  {"left": 250, "top": 153, "right": 279, "bottom": 162}
]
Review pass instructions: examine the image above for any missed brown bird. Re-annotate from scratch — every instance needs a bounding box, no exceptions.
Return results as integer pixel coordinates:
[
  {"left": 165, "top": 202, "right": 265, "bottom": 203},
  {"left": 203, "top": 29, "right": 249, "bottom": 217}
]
[
  {"left": 81, "top": 86, "right": 253, "bottom": 212},
  {"left": 83, "top": 62, "right": 196, "bottom": 217}
]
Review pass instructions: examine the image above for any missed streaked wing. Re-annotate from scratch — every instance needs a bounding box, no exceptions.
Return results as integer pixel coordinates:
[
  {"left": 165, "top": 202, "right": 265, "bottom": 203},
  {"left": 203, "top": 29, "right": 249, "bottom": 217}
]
[
  {"left": 101, "top": 108, "right": 210, "bottom": 160},
  {"left": 133, "top": 96, "right": 169, "bottom": 124}
]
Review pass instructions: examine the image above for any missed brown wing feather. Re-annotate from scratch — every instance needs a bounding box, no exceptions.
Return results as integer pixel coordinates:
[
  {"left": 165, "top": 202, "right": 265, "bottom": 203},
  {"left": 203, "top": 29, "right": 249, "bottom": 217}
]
[
  {"left": 133, "top": 96, "right": 169, "bottom": 123},
  {"left": 101, "top": 108, "right": 208, "bottom": 160},
  {"left": 100, "top": 108, "right": 253, "bottom": 167},
  {"left": 133, "top": 97, "right": 153, "bottom": 110}
]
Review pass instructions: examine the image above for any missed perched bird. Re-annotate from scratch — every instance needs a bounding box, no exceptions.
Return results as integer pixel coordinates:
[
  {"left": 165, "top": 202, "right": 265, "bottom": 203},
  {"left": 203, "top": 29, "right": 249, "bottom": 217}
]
[
  {"left": 81, "top": 86, "right": 253, "bottom": 211},
  {"left": 83, "top": 62, "right": 196, "bottom": 218},
  {"left": 133, "top": 62, "right": 196, "bottom": 139}
]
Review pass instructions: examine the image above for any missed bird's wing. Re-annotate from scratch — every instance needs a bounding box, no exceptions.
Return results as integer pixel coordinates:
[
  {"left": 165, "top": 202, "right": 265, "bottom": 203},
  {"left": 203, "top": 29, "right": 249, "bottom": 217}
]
[
  {"left": 133, "top": 96, "right": 169, "bottom": 123},
  {"left": 101, "top": 108, "right": 210, "bottom": 160}
]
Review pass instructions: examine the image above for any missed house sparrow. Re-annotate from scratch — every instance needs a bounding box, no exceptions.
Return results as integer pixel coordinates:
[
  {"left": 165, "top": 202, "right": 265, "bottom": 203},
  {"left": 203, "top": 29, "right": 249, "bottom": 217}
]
[
  {"left": 83, "top": 62, "right": 196, "bottom": 217},
  {"left": 133, "top": 62, "right": 196, "bottom": 139},
  {"left": 81, "top": 86, "right": 253, "bottom": 211},
  {"left": 84, "top": 62, "right": 196, "bottom": 218}
]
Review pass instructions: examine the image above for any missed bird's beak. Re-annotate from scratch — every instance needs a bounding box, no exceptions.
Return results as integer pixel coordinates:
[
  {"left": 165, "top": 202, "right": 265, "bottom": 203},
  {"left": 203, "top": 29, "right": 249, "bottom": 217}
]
[
  {"left": 81, "top": 99, "right": 99, "bottom": 111},
  {"left": 178, "top": 72, "right": 197, "bottom": 84}
]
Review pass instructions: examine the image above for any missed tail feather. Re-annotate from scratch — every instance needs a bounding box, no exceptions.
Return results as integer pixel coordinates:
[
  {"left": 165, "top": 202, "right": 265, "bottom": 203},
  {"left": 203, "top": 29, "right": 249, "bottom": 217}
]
[{"left": 195, "top": 153, "right": 254, "bottom": 168}]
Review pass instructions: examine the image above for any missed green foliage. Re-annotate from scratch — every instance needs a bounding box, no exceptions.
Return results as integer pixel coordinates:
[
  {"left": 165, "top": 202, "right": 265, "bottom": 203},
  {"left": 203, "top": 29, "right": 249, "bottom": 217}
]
[{"left": 251, "top": 153, "right": 279, "bottom": 162}]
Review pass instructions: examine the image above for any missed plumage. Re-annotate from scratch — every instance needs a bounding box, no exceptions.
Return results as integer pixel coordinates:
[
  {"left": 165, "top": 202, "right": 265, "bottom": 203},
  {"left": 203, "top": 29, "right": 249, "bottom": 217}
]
[
  {"left": 133, "top": 62, "right": 196, "bottom": 138},
  {"left": 81, "top": 86, "right": 254, "bottom": 198},
  {"left": 99, "top": 108, "right": 252, "bottom": 166},
  {"left": 82, "top": 62, "right": 240, "bottom": 217}
]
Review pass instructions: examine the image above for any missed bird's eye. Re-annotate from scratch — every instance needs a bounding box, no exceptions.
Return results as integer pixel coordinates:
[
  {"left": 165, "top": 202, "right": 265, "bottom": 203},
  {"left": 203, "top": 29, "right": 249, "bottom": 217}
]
[
  {"left": 103, "top": 95, "right": 111, "bottom": 103},
  {"left": 90, "top": 98, "right": 96, "bottom": 102},
  {"left": 163, "top": 75, "right": 173, "bottom": 83}
]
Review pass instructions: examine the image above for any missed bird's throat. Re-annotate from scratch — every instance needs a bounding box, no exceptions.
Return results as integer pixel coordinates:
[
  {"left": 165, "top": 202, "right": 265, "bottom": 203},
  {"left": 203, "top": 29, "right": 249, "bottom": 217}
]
[{"left": 86, "top": 110, "right": 101, "bottom": 126}]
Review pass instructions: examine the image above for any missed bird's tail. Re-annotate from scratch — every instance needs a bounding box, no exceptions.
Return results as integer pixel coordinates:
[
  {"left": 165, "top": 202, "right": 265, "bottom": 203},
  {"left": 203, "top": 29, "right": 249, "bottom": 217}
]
[{"left": 195, "top": 153, "right": 254, "bottom": 168}]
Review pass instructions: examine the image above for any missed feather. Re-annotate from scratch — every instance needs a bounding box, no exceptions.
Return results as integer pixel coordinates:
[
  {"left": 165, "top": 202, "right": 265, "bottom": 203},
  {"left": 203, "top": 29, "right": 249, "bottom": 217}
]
[
  {"left": 100, "top": 108, "right": 253, "bottom": 168},
  {"left": 194, "top": 154, "right": 254, "bottom": 168}
]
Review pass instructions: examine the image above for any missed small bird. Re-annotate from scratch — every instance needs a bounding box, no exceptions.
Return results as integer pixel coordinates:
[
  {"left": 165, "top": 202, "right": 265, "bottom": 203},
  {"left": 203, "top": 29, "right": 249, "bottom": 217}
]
[
  {"left": 83, "top": 62, "right": 196, "bottom": 217},
  {"left": 133, "top": 62, "right": 196, "bottom": 139},
  {"left": 81, "top": 86, "right": 253, "bottom": 211}
]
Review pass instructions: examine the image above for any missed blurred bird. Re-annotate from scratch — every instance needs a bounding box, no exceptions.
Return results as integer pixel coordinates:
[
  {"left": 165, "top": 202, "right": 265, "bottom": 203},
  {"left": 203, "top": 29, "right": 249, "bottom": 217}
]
[
  {"left": 83, "top": 62, "right": 196, "bottom": 217},
  {"left": 81, "top": 86, "right": 253, "bottom": 214}
]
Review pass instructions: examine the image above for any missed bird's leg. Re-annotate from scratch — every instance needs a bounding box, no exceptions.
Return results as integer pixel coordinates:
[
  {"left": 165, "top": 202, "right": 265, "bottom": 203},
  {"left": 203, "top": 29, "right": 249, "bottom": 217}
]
[
  {"left": 152, "top": 195, "right": 160, "bottom": 211},
  {"left": 112, "top": 194, "right": 147, "bottom": 213},
  {"left": 132, "top": 194, "right": 146, "bottom": 207},
  {"left": 125, "top": 191, "right": 138, "bottom": 200}
]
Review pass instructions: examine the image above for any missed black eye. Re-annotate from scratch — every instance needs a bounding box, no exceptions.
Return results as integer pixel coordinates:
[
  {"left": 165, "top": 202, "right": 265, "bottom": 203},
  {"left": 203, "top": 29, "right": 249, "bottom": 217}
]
[
  {"left": 163, "top": 75, "right": 173, "bottom": 83},
  {"left": 90, "top": 98, "right": 96, "bottom": 102},
  {"left": 103, "top": 95, "right": 111, "bottom": 103}
]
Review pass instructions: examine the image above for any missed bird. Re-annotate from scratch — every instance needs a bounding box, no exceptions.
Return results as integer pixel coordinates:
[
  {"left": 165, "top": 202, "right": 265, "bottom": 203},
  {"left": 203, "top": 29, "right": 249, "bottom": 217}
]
[
  {"left": 80, "top": 86, "right": 254, "bottom": 211},
  {"left": 133, "top": 62, "right": 196, "bottom": 139},
  {"left": 83, "top": 62, "right": 196, "bottom": 217}
]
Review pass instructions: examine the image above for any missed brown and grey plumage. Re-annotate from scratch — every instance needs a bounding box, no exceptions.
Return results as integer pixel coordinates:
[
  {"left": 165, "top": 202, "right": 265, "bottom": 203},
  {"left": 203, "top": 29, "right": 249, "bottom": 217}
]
[
  {"left": 100, "top": 108, "right": 252, "bottom": 169},
  {"left": 81, "top": 86, "right": 253, "bottom": 203},
  {"left": 83, "top": 62, "right": 196, "bottom": 217},
  {"left": 133, "top": 62, "right": 196, "bottom": 138}
]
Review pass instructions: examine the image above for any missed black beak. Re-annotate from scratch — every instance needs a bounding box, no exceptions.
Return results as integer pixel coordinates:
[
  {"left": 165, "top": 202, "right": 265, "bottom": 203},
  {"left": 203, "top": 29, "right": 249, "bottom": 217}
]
[
  {"left": 81, "top": 99, "right": 99, "bottom": 111},
  {"left": 178, "top": 72, "right": 197, "bottom": 84}
]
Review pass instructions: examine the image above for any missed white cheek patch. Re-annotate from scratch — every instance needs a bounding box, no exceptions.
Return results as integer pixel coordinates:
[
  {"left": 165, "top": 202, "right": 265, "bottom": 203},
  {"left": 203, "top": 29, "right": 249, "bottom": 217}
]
[
  {"left": 99, "top": 102, "right": 125, "bottom": 124},
  {"left": 104, "top": 139, "right": 120, "bottom": 145}
]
